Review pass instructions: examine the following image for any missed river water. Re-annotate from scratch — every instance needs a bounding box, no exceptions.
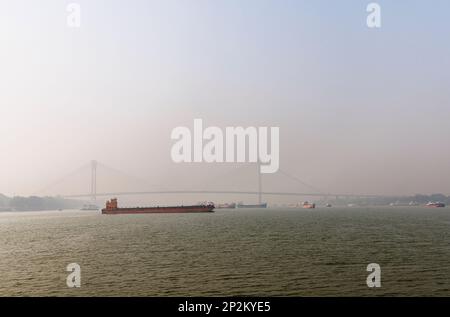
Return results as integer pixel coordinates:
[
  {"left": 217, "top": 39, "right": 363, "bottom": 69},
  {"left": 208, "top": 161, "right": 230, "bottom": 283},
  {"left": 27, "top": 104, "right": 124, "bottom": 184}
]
[{"left": 0, "top": 207, "right": 449, "bottom": 296}]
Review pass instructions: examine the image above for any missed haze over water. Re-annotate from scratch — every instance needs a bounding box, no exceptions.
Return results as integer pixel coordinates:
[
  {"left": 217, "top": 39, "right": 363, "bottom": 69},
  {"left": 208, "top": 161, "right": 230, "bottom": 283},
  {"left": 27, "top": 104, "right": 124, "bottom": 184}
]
[
  {"left": 1, "top": 0, "right": 450, "bottom": 299},
  {"left": 1, "top": 207, "right": 449, "bottom": 296},
  {"left": 2, "top": 0, "right": 450, "bottom": 199}
]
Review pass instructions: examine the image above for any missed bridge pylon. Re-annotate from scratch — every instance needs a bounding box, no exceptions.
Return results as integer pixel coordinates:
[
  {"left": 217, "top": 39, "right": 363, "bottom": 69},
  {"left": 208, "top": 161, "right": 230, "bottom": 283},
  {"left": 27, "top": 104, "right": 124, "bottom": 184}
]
[{"left": 91, "top": 160, "right": 97, "bottom": 203}]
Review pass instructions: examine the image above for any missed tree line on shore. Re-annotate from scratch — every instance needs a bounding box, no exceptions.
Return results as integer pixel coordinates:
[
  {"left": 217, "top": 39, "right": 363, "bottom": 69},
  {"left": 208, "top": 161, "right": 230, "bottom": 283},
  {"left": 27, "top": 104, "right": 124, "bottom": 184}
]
[
  {"left": 1, "top": 193, "right": 449, "bottom": 211},
  {"left": 0, "top": 194, "right": 84, "bottom": 211},
  {"left": 321, "top": 193, "right": 450, "bottom": 206}
]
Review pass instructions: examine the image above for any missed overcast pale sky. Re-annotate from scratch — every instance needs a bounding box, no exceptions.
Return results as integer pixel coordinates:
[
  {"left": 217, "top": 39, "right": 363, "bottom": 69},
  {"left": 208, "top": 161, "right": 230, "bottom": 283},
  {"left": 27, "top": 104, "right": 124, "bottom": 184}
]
[{"left": 1, "top": 0, "right": 450, "bottom": 200}]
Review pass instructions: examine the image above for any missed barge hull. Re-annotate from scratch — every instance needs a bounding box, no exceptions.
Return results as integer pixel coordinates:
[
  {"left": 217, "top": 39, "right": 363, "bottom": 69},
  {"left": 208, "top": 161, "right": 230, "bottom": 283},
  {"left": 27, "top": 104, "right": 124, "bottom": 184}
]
[
  {"left": 101, "top": 199, "right": 214, "bottom": 214},
  {"left": 102, "top": 206, "right": 214, "bottom": 214}
]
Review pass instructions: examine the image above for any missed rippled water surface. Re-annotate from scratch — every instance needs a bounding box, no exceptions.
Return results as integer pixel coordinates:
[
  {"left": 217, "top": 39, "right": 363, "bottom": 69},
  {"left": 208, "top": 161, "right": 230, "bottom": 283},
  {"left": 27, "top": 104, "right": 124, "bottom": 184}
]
[{"left": 0, "top": 207, "right": 449, "bottom": 296}]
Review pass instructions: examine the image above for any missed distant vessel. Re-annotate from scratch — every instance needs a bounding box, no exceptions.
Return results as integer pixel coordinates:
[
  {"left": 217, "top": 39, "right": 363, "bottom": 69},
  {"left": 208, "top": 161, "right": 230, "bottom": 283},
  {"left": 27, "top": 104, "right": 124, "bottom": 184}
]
[
  {"left": 390, "top": 201, "right": 418, "bottom": 207},
  {"left": 325, "top": 203, "right": 332, "bottom": 208},
  {"left": 237, "top": 202, "right": 267, "bottom": 208},
  {"left": 426, "top": 202, "right": 446, "bottom": 208},
  {"left": 81, "top": 204, "right": 99, "bottom": 211},
  {"left": 216, "top": 203, "right": 236, "bottom": 209},
  {"left": 302, "top": 201, "right": 316, "bottom": 209},
  {"left": 102, "top": 198, "right": 215, "bottom": 215}
]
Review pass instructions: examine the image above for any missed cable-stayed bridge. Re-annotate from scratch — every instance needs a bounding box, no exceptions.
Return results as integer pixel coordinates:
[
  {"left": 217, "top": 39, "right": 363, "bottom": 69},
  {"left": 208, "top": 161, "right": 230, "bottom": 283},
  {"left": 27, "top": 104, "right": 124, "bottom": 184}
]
[{"left": 37, "top": 160, "right": 388, "bottom": 203}]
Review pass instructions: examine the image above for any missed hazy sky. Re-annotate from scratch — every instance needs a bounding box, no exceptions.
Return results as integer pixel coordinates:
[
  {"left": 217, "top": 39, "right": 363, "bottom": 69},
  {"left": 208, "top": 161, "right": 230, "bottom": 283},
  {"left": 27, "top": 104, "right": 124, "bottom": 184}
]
[{"left": 1, "top": 0, "right": 450, "bottom": 200}]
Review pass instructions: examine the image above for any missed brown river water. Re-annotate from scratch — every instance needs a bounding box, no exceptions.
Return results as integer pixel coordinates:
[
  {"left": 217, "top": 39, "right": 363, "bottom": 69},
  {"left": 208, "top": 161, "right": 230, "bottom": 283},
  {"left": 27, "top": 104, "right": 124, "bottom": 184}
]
[{"left": 0, "top": 207, "right": 449, "bottom": 296}]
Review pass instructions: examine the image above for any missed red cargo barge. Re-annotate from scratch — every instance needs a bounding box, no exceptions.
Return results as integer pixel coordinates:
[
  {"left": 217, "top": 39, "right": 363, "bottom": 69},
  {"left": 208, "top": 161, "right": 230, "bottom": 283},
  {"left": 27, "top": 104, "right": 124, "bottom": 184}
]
[{"left": 102, "top": 198, "right": 215, "bottom": 215}]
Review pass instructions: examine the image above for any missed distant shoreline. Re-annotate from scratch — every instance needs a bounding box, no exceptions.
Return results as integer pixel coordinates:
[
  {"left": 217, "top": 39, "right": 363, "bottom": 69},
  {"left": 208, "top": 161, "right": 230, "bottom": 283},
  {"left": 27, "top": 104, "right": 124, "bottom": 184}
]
[
  {"left": 0, "top": 194, "right": 85, "bottom": 212},
  {"left": 1, "top": 192, "right": 449, "bottom": 212}
]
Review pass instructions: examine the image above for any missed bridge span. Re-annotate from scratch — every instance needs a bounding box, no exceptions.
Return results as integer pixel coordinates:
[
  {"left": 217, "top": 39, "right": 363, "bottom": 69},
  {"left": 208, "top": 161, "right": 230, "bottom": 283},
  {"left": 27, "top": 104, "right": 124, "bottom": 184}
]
[
  {"left": 62, "top": 190, "right": 386, "bottom": 200},
  {"left": 42, "top": 160, "right": 392, "bottom": 202}
]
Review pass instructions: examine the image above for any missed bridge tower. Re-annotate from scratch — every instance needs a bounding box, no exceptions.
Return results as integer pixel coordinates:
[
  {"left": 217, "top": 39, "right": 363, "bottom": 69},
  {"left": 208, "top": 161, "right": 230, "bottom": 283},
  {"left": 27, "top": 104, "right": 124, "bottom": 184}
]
[
  {"left": 91, "top": 160, "right": 97, "bottom": 202},
  {"left": 258, "top": 161, "right": 262, "bottom": 205}
]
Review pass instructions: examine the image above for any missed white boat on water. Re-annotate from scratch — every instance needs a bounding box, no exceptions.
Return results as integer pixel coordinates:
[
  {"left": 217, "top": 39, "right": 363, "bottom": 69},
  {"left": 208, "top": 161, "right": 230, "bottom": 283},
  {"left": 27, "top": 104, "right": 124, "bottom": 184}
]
[
  {"left": 80, "top": 204, "right": 99, "bottom": 211},
  {"left": 426, "top": 202, "right": 446, "bottom": 208}
]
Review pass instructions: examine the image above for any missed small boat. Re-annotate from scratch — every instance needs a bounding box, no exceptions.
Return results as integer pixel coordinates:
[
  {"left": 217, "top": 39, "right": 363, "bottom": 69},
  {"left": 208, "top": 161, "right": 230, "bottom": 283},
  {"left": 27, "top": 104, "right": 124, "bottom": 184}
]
[
  {"left": 325, "top": 203, "right": 332, "bottom": 208},
  {"left": 80, "top": 204, "right": 99, "bottom": 211},
  {"left": 425, "top": 202, "right": 446, "bottom": 208},
  {"left": 237, "top": 202, "right": 268, "bottom": 208},
  {"left": 390, "top": 201, "right": 415, "bottom": 207},
  {"left": 302, "top": 201, "right": 316, "bottom": 209},
  {"left": 216, "top": 203, "right": 236, "bottom": 209}
]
